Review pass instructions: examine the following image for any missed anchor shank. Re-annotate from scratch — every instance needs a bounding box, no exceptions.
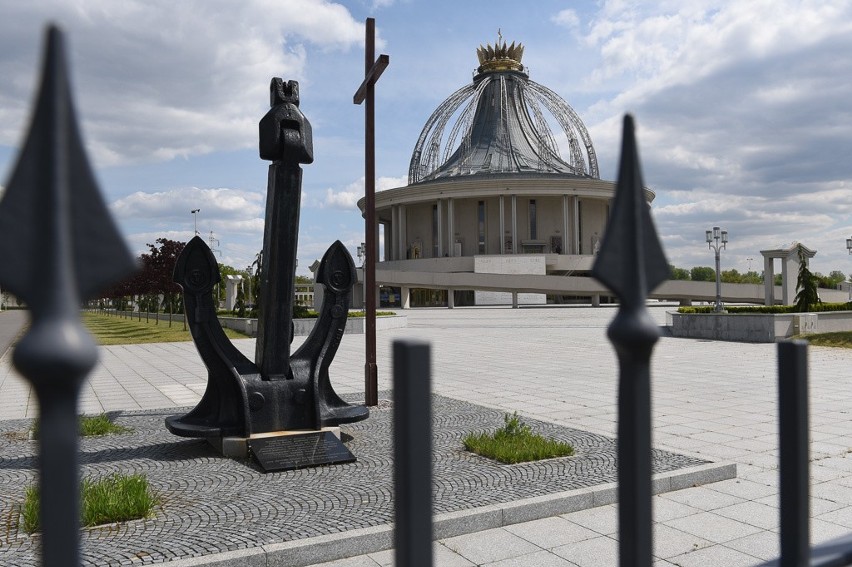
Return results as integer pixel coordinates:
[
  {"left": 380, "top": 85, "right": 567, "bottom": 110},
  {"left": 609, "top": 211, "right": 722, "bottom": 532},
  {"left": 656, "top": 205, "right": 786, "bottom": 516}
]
[{"left": 255, "top": 161, "right": 301, "bottom": 378}]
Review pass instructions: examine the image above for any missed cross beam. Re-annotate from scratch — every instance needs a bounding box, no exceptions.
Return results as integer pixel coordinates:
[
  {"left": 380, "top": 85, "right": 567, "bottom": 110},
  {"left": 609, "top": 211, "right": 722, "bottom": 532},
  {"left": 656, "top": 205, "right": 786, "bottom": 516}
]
[
  {"left": 354, "top": 54, "right": 388, "bottom": 105},
  {"left": 353, "top": 17, "right": 389, "bottom": 407}
]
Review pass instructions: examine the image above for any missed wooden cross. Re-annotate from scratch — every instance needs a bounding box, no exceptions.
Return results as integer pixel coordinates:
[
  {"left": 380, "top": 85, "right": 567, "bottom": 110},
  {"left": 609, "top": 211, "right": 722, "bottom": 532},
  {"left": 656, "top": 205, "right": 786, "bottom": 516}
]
[{"left": 353, "top": 17, "right": 389, "bottom": 407}]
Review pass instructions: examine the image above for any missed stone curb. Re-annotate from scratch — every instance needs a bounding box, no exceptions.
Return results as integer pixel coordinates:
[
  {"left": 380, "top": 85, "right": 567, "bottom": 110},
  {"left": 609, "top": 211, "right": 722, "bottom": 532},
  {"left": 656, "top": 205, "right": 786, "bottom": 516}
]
[{"left": 164, "top": 461, "right": 736, "bottom": 567}]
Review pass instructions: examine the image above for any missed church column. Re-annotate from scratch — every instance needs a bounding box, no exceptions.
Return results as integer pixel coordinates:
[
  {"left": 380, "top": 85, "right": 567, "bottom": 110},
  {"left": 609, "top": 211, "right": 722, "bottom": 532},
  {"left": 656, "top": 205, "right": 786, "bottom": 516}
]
[
  {"left": 572, "top": 196, "right": 580, "bottom": 254},
  {"left": 562, "top": 195, "right": 570, "bottom": 255},
  {"left": 782, "top": 256, "right": 796, "bottom": 306},
  {"left": 436, "top": 198, "right": 443, "bottom": 258},
  {"left": 764, "top": 256, "right": 774, "bottom": 306},
  {"left": 398, "top": 204, "right": 407, "bottom": 260},
  {"left": 511, "top": 194, "right": 518, "bottom": 254},
  {"left": 499, "top": 195, "right": 505, "bottom": 254},
  {"left": 391, "top": 205, "right": 399, "bottom": 260},
  {"left": 448, "top": 197, "right": 455, "bottom": 257}
]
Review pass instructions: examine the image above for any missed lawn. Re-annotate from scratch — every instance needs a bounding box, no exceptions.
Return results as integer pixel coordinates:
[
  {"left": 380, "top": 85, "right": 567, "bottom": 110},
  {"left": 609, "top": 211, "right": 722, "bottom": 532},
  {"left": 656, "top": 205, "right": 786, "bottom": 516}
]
[
  {"left": 82, "top": 311, "right": 249, "bottom": 345},
  {"left": 797, "top": 331, "right": 852, "bottom": 349}
]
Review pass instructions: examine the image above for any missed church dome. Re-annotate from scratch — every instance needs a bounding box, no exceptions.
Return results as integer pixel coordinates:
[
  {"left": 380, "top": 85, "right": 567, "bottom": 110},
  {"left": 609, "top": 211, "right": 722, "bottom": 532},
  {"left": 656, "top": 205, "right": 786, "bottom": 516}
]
[{"left": 408, "top": 39, "right": 599, "bottom": 185}]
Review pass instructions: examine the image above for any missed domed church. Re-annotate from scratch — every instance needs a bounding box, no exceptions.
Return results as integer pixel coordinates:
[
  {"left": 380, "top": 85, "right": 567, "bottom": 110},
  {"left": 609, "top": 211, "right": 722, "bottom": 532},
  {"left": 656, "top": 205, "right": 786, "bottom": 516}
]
[{"left": 357, "top": 38, "right": 654, "bottom": 308}]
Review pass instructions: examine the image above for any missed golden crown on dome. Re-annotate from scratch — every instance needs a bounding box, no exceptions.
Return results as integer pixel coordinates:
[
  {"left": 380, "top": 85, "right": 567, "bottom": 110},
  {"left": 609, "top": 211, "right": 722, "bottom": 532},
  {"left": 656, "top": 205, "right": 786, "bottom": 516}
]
[{"left": 476, "top": 31, "right": 524, "bottom": 74}]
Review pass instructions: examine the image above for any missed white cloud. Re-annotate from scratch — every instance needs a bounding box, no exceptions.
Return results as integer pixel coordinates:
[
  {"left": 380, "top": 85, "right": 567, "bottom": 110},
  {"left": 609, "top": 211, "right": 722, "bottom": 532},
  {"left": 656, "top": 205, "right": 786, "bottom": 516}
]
[
  {"left": 551, "top": 9, "right": 580, "bottom": 30},
  {"left": 377, "top": 175, "right": 408, "bottom": 191},
  {"left": 315, "top": 175, "right": 407, "bottom": 210},
  {"left": 576, "top": 1, "right": 852, "bottom": 273},
  {"left": 0, "top": 1, "right": 365, "bottom": 167},
  {"left": 321, "top": 186, "right": 362, "bottom": 210},
  {"left": 111, "top": 187, "right": 264, "bottom": 221}
]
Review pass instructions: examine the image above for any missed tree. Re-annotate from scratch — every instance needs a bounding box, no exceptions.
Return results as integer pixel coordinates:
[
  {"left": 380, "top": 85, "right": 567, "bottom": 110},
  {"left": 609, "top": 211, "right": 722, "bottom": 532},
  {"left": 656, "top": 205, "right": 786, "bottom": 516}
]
[
  {"left": 144, "top": 238, "right": 185, "bottom": 316},
  {"left": 794, "top": 244, "right": 820, "bottom": 312},
  {"left": 234, "top": 284, "right": 246, "bottom": 317},
  {"left": 740, "top": 271, "right": 762, "bottom": 284},
  {"left": 720, "top": 269, "right": 741, "bottom": 283},
  {"left": 811, "top": 270, "right": 847, "bottom": 289},
  {"left": 669, "top": 265, "right": 690, "bottom": 280},
  {"left": 690, "top": 266, "right": 715, "bottom": 282}
]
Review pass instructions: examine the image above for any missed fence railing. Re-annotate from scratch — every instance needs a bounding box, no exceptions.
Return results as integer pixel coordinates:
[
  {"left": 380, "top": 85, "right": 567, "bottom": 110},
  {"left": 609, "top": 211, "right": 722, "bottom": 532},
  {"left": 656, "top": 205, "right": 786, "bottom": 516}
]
[{"left": 2, "top": 24, "right": 852, "bottom": 567}]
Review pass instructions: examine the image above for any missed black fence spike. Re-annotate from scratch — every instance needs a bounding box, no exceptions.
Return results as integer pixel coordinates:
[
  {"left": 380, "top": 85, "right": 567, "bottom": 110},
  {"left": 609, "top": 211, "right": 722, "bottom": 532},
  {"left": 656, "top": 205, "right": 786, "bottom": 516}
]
[
  {"left": 592, "top": 115, "right": 669, "bottom": 305},
  {"left": 591, "top": 115, "right": 669, "bottom": 567},
  {"left": 393, "top": 340, "right": 434, "bottom": 567},
  {"left": 779, "top": 340, "right": 810, "bottom": 567},
  {"left": 0, "top": 25, "right": 134, "bottom": 567}
]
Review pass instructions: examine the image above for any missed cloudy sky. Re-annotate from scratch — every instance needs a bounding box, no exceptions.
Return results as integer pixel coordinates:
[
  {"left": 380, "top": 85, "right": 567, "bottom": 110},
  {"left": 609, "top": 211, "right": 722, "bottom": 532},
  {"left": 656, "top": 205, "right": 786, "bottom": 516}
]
[{"left": 0, "top": 0, "right": 850, "bottom": 278}]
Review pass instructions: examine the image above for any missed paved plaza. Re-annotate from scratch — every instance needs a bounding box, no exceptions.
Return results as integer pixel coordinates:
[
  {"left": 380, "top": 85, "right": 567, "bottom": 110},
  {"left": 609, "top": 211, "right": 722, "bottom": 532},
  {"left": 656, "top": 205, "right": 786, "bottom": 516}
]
[{"left": 1, "top": 305, "right": 852, "bottom": 566}]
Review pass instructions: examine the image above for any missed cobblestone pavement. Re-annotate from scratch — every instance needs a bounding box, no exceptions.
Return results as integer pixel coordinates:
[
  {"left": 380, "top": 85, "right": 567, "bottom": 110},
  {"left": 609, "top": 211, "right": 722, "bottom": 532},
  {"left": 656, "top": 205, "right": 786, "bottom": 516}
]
[
  {"left": 1, "top": 305, "right": 852, "bottom": 566},
  {"left": 0, "top": 394, "right": 718, "bottom": 566}
]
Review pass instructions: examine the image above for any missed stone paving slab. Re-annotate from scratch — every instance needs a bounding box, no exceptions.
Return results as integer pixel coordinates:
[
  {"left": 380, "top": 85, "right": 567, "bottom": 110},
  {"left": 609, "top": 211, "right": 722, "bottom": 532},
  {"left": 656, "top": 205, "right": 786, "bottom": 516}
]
[{"left": 0, "top": 392, "right": 732, "bottom": 566}]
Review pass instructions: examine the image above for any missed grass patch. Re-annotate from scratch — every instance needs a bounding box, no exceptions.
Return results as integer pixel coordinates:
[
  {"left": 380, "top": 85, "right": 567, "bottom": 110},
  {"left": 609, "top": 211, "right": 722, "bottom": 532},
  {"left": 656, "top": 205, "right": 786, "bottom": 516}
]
[
  {"left": 21, "top": 473, "right": 158, "bottom": 533},
  {"left": 31, "top": 413, "right": 131, "bottom": 439},
  {"left": 463, "top": 412, "right": 574, "bottom": 464},
  {"left": 83, "top": 311, "right": 249, "bottom": 345},
  {"left": 80, "top": 414, "right": 130, "bottom": 436},
  {"left": 794, "top": 331, "right": 852, "bottom": 348}
]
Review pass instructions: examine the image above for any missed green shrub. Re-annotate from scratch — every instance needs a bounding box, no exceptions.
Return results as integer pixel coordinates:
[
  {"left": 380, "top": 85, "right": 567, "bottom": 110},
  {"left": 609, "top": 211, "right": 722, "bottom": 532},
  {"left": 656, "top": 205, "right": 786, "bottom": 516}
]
[
  {"left": 463, "top": 412, "right": 574, "bottom": 464},
  {"left": 677, "top": 302, "right": 851, "bottom": 315},
  {"left": 21, "top": 473, "right": 157, "bottom": 533}
]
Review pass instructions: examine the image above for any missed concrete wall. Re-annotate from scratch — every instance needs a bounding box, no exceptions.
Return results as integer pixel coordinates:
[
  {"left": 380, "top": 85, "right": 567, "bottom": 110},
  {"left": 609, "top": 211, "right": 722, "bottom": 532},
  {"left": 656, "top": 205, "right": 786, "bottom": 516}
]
[
  {"left": 405, "top": 202, "right": 433, "bottom": 258},
  {"left": 579, "top": 198, "right": 608, "bottom": 255},
  {"left": 453, "top": 198, "right": 478, "bottom": 256},
  {"left": 473, "top": 255, "right": 547, "bottom": 305},
  {"left": 670, "top": 311, "right": 852, "bottom": 342}
]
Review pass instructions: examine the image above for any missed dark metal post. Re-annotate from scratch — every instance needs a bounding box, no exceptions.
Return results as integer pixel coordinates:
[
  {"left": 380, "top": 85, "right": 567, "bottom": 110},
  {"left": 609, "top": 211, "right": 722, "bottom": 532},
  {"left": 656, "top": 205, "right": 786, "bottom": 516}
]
[
  {"left": 364, "top": 18, "right": 378, "bottom": 406},
  {"left": 393, "top": 340, "right": 433, "bottom": 567},
  {"left": 0, "top": 26, "right": 135, "bottom": 567},
  {"left": 779, "top": 340, "right": 810, "bottom": 567},
  {"left": 353, "top": 17, "right": 389, "bottom": 407},
  {"left": 592, "top": 115, "right": 670, "bottom": 567}
]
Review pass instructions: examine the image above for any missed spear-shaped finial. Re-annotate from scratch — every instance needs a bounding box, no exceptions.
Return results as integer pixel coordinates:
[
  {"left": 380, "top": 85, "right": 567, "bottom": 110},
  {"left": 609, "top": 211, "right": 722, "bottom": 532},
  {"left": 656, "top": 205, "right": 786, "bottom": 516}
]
[
  {"left": 591, "top": 115, "right": 669, "bottom": 567},
  {"left": 0, "top": 25, "right": 135, "bottom": 567},
  {"left": 592, "top": 115, "right": 669, "bottom": 304}
]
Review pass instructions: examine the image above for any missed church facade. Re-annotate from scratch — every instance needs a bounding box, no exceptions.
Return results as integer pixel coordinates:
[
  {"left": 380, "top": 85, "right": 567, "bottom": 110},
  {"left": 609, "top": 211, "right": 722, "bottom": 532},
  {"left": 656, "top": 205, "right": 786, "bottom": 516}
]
[{"left": 357, "top": 39, "right": 654, "bottom": 307}]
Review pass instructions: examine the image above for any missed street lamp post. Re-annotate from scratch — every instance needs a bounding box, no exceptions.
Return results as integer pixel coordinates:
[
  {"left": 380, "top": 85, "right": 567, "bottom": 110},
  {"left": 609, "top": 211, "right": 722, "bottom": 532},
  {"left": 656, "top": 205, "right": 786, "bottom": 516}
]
[
  {"left": 846, "top": 236, "right": 852, "bottom": 300},
  {"left": 191, "top": 209, "right": 200, "bottom": 235},
  {"left": 706, "top": 226, "right": 728, "bottom": 312}
]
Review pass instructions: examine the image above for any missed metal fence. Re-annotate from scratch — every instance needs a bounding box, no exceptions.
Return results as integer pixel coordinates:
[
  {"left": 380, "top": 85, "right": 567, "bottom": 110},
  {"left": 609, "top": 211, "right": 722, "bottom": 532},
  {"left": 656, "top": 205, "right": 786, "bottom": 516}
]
[{"left": 2, "top": 24, "right": 852, "bottom": 567}]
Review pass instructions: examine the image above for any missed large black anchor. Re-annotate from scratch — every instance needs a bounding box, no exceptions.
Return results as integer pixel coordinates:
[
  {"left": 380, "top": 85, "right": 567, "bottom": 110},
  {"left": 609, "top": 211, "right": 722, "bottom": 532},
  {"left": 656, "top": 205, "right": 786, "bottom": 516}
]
[{"left": 166, "top": 78, "right": 369, "bottom": 439}]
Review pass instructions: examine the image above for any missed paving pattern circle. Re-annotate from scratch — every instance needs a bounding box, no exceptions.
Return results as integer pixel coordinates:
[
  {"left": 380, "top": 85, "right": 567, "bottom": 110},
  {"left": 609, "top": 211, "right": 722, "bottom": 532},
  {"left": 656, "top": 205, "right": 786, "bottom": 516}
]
[{"left": 0, "top": 393, "right": 708, "bottom": 566}]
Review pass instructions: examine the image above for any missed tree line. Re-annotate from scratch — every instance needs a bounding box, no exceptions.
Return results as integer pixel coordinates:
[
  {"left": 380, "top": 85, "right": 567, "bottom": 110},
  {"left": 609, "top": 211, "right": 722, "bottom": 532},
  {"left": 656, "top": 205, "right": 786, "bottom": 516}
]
[
  {"left": 670, "top": 264, "right": 850, "bottom": 289},
  {"left": 98, "top": 238, "right": 314, "bottom": 315}
]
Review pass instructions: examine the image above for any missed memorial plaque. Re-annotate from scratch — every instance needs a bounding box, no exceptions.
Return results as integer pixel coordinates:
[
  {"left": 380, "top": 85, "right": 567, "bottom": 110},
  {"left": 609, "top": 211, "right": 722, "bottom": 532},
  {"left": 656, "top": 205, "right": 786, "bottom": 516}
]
[{"left": 249, "top": 431, "right": 356, "bottom": 472}]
